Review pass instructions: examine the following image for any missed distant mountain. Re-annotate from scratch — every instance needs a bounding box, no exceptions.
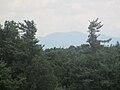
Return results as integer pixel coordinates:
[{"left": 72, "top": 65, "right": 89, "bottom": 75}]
[{"left": 38, "top": 31, "right": 120, "bottom": 49}]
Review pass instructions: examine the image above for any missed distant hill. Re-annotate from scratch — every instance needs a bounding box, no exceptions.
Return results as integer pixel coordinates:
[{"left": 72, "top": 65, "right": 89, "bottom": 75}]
[{"left": 38, "top": 31, "right": 120, "bottom": 49}]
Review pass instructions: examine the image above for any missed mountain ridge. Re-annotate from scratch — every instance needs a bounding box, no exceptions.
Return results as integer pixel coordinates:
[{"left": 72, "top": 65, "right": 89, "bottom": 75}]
[{"left": 37, "top": 31, "right": 120, "bottom": 49}]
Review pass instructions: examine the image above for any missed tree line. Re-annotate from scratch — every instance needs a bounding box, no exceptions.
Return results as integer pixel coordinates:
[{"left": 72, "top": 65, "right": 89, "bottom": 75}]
[{"left": 0, "top": 19, "right": 120, "bottom": 90}]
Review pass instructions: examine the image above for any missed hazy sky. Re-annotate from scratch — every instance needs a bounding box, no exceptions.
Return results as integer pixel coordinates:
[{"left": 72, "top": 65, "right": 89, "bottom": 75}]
[{"left": 0, "top": 0, "right": 120, "bottom": 37}]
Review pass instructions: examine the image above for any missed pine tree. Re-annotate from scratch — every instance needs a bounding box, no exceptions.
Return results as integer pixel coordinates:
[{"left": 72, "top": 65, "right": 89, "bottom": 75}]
[{"left": 87, "top": 18, "right": 111, "bottom": 53}]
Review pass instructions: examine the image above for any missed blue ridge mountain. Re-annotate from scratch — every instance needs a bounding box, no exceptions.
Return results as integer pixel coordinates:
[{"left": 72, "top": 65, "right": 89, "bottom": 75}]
[{"left": 38, "top": 31, "right": 120, "bottom": 49}]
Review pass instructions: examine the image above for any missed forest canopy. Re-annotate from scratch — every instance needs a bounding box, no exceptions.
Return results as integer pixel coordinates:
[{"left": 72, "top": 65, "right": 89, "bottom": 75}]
[{"left": 0, "top": 19, "right": 120, "bottom": 90}]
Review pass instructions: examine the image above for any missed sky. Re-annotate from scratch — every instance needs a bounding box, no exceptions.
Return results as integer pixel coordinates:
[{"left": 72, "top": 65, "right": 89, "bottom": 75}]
[{"left": 0, "top": 0, "right": 120, "bottom": 37}]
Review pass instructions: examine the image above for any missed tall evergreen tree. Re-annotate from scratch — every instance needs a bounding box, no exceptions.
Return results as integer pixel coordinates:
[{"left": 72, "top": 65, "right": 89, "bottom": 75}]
[
  {"left": 0, "top": 21, "right": 20, "bottom": 65},
  {"left": 87, "top": 18, "right": 111, "bottom": 53},
  {"left": 19, "top": 20, "right": 42, "bottom": 64}
]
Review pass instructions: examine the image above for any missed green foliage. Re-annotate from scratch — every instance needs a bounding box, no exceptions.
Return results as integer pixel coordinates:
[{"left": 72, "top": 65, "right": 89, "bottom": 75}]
[
  {"left": 26, "top": 56, "right": 57, "bottom": 90},
  {"left": 0, "top": 61, "right": 26, "bottom": 90},
  {"left": 46, "top": 44, "right": 120, "bottom": 90},
  {"left": 0, "top": 21, "right": 20, "bottom": 65},
  {"left": 87, "top": 18, "right": 111, "bottom": 53},
  {"left": 0, "top": 19, "right": 120, "bottom": 90},
  {"left": 0, "top": 20, "right": 57, "bottom": 90}
]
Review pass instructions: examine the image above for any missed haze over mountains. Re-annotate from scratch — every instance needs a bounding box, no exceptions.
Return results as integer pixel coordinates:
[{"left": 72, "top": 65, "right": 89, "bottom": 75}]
[{"left": 38, "top": 31, "right": 120, "bottom": 49}]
